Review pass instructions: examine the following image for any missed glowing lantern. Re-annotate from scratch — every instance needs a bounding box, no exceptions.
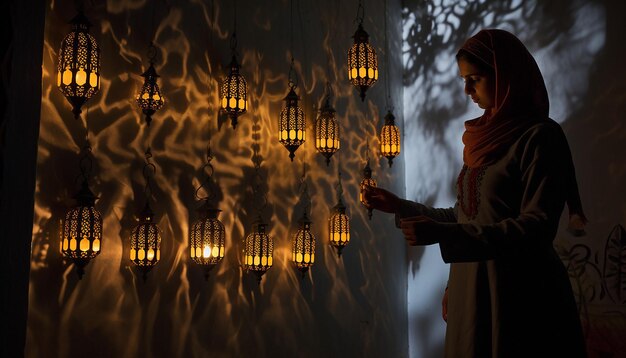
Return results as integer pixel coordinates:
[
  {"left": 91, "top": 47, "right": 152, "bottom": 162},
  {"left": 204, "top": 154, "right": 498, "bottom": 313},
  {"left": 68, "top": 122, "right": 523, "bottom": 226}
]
[
  {"left": 221, "top": 54, "right": 247, "bottom": 129},
  {"left": 347, "top": 22, "right": 378, "bottom": 101},
  {"left": 136, "top": 50, "right": 164, "bottom": 126},
  {"left": 292, "top": 212, "right": 316, "bottom": 278},
  {"left": 61, "top": 180, "right": 102, "bottom": 279},
  {"left": 359, "top": 159, "right": 377, "bottom": 220},
  {"left": 57, "top": 11, "right": 100, "bottom": 120},
  {"left": 243, "top": 217, "right": 273, "bottom": 283},
  {"left": 380, "top": 110, "right": 400, "bottom": 167},
  {"left": 329, "top": 175, "right": 350, "bottom": 257},
  {"left": 279, "top": 85, "right": 306, "bottom": 161},
  {"left": 189, "top": 201, "right": 226, "bottom": 280},
  {"left": 314, "top": 94, "right": 340, "bottom": 166},
  {"left": 129, "top": 203, "right": 162, "bottom": 281}
]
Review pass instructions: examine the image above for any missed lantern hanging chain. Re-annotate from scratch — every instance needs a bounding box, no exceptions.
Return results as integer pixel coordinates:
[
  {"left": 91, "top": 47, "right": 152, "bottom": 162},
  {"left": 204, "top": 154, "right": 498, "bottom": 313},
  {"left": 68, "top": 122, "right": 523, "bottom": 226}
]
[
  {"left": 230, "top": 0, "right": 238, "bottom": 54},
  {"left": 195, "top": 128, "right": 216, "bottom": 201},
  {"left": 252, "top": 119, "right": 267, "bottom": 217},
  {"left": 300, "top": 153, "right": 311, "bottom": 216},
  {"left": 384, "top": 0, "right": 392, "bottom": 112},
  {"left": 73, "top": 0, "right": 85, "bottom": 13},
  {"left": 366, "top": 138, "right": 370, "bottom": 162},
  {"left": 76, "top": 106, "right": 92, "bottom": 185},
  {"left": 336, "top": 169, "right": 344, "bottom": 204},
  {"left": 355, "top": 0, "right": 365, "bottom": 25},
  {"left": 143, "top": 147, "right": 157, "bottom": 202},
  {"left": 148, "top": 0, "right": 158, "bottom": 63}
]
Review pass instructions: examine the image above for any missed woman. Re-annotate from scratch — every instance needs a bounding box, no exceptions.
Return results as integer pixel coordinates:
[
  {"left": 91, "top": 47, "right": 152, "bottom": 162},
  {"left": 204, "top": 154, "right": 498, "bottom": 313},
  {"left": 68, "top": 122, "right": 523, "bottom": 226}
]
[{"left": 363, "top": 29, "right": 587, "bottom": 357}]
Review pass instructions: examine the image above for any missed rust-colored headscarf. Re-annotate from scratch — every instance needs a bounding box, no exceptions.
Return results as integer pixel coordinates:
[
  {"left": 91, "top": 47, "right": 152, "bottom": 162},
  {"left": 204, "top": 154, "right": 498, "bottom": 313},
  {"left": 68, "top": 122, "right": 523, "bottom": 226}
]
[{"left": 460, "top": 29, "right": 587, "bottom": 234}]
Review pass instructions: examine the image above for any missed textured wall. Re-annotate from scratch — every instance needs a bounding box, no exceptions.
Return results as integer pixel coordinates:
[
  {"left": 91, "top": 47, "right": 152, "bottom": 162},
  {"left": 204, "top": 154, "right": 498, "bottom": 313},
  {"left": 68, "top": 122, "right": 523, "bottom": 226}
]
[{"left": 28, "top": 0, "right": 407, "bottom": 357}]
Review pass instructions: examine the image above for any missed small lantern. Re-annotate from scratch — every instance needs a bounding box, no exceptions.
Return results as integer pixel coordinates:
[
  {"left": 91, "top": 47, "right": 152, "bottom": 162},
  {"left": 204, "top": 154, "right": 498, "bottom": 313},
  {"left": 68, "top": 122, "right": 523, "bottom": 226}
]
[
  {"left": 347, "top": 23, "right": 378, "bottom": 101},
  {"left": 243, "top": 216, "right": 273, "bottom": 283},
  {"left": 329, "top": 176, "right": 350, "bottom": 257},
  {"left": 380, "top": 110, "right": 400, "bottom": 167},
  {"left": 136, "top": 55, "right": 164, "bottom": 126},
  {"left": 189, "top": 200, "right": 226, "bottom": 280},
  {"left": 292, "top": 212, "right": 316, "bottom": 278},
  {"left": 57, "top": 11, "right": 101, "bottom": 119},
  {"left": 359, "top": 159, "right": 377, "bottom": 220},
  {"left": 61, "top": 180, "right": 103, "bottom": 279},
  {"left": 314, "top": 94, "right": 340, "bottom": 166},
  {"left": 129, "top": 203, "right": 162, "bottom": 281},
  {"left": 279, "top": 85, "right": 306, "bottom": 161},
  {"left": 221, "top": 54, "right": 247, "bottom": 129}
]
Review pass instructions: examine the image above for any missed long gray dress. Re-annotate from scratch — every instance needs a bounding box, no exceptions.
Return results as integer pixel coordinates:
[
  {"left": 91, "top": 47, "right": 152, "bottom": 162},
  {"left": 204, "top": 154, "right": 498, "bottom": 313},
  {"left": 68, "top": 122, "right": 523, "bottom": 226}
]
[{"left": 397, "top": 121, "right": 586, "bottom": 357}]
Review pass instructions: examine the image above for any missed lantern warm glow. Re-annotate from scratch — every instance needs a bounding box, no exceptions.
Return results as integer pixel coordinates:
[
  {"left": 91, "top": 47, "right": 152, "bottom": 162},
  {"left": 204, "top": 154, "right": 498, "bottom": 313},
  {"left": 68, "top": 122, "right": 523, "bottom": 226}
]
[
  {"left": 136, "top": 62, "right": 164, "bottom": 126},
  {"left": 61, "top": 180, "right": 103, "bottom": 279},
  {"left": 221, "top": 55, "right": 247, "bottom": 129},
  {"left": 57, "top": 12, "right": 100, "bottom": 119},
  {"left": 329, "top": 201, "right": 350, "bottom": 257},
  {"left": 243, "top": 219, "right": 274, "bottom": 283},
  {"left": 380, "top": 110, "right": 401, "bottom": 167},
  {"left": 347, "top": 23, "right": 378, "bottom": 101},
  {"left": 189, "top": 202, "right": 226, "bottom": 280},
  {"left": 292, "top": 213, "right": 316, "bottom": 277},
  {"left": 360, "top": 159, "right": 377, "bottom": 220},
  {"left": 314, "top": 97, "right": 340, "bottom": 166},
  {"left": 130, "top": 203, "right": 162, "bottom": 281},
  {"left": 279, "top": 86, "right": 306, "bottom": 161}
]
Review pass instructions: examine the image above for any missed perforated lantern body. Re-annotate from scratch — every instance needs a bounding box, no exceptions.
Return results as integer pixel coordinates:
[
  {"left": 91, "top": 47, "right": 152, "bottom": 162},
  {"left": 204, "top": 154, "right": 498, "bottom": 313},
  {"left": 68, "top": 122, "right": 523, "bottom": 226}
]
[
  {"left": 221, "top": 55, "right": 247, "bottom": 129},
  {"left": 359, "top": 160, "right": 377, "bottom": 220},
  {"left": 243, "top": 221, "right": 273, "bottom": 281},
  {"left": 380, "top": 111, "right": 400, "bottom": 167},
  {"left": 129, "top": 204, "right": 162, "bottom": 278},
  {"left": 347, "top": 23, "right": 378, "bottom": 101},
  {"left": 57, "top": 12, "right": 100, "bottom": 119},
  {"left": 279, "top": 87, "right": 306, "bottom": 161},
  {"left": 329, "top": 202, "right": 350, "bottom": 257},
  {"left": 189, "top": 207, "right": 225, "bottom": 268},
  {"left": 61, "top": 181, "right": 102, "bottom": 279},
  {"left": 136, "top": 63, "right": 164, "bottom": 126},
  {"left": 314, "top": 99, "right": 340, "bottom": 166},
  {"left": 292, "top": 213, "right": 316, "bottom": 275}
]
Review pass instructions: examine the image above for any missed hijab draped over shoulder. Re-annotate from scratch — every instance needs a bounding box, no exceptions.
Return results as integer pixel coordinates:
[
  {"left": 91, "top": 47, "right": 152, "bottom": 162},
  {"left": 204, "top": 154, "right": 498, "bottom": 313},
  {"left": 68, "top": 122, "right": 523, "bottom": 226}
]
[{"left": 459, "top": 29, "right": 587, "bottom": 234}]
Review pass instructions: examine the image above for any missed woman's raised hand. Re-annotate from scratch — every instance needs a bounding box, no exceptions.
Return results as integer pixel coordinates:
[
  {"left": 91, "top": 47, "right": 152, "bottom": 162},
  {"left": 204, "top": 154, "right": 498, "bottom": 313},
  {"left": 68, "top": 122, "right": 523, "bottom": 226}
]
[{"left": 361, "top": 186, "right": 401, "bottom": 213}]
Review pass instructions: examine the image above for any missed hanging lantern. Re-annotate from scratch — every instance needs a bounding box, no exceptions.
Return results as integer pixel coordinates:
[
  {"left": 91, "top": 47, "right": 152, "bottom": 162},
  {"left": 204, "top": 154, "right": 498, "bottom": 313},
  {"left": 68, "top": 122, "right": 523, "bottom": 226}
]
[
  {"left": 292, "top": 212, "right": 316, "bottom": 278},
  {"left": 57, "top": 11, "right": 100, "bottom": 120},
  {"left": 243, "top": 216, "right": 273, "bottom": 283},
  {"left": 314, "top": 94, "right": 340, "bottom": 166},
  {"left": 136, "top": 50, "right": 165, "bottom": 126},
  {"left": 130, "top": 203, "right": 162, "bottom": 281},
  {"left": 189, "top": 200, "right": 226, "bottom": 280},
  {"left": 329, "top": 177, "right": 350, "bottom": 257},
  {"left": 279, "top": 85, "right": 306, "bottom": 161},
  {"left": 347, "top": 22, "right": 378, "bottom": 101},
  {"left": 221, "top": 54, "right": 247, "bottom": 129},
  {"left": 61, "top": 180, "right": 102, "bottom": 279},
  {"left": 380, "top": 110, "right": 400, "bottom": 167},
  {"left": 359, "top": 159, "right": 377, "bottom": 220}
]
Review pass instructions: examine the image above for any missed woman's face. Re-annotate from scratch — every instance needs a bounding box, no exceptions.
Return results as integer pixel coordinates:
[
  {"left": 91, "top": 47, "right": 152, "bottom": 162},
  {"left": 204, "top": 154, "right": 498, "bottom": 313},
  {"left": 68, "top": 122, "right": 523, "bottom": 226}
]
[{"left": 458, "top": 58, "right": 495, "bottom": 110}]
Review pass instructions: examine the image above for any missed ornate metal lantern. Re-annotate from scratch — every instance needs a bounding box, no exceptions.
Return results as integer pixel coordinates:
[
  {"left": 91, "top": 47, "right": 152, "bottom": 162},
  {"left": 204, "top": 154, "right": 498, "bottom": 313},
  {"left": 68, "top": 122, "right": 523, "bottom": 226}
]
[
  {"left": 136, "top": 44, "right": 164, "bottom": 126},
  {"left": 279, "top": 84, "right": 306, "bottom": 161},
  {"left": 347, "top": 1, "right": 378, "bottom": 102},
  {"left": 57, "top": 11, "right": 100, "bottom": 120},
  {"left": 221, "top": 48, "right": 247, "bottom": 129},
  {"left": 189, "top": 201, "right": 226, "bottom": 280},
  {"left": 129, "top": 203, "right": 162, "bottom": 281},
  {"left": 243, "top": 217, "right": 273, "bottom": 283},
  {"left": 61, "top": 180, "right": 102, "bottom": 279},
  {"left": 329, "top": 174, "right": 350, "bottom": 257},
  {"left": 380, "top": 110, "right": 400, "bottom": 167},
  {"left": 315, "top": 88, "right": 340, "bottom": 166},
  {"left": 292, "top": 212, "right": 316, "bottom": 278},
  {"left": 359, "top": 158, "right": 377, "bottom": 220}
]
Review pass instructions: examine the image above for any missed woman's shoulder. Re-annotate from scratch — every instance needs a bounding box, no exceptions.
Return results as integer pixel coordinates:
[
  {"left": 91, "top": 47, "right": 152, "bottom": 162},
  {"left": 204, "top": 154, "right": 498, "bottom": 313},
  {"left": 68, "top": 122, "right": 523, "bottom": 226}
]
[{"left": 517, "top": 118, "right": 566, "bottom": 146}]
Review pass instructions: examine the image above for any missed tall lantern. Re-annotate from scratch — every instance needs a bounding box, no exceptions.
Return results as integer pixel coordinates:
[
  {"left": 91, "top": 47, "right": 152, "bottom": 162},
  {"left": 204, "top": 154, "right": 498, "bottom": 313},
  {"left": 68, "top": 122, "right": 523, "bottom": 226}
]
[
  {"left": 57, "top": 11, "right": 100, "bottom": 120},
  {"left": 243, "top": 216, "right": 273, "bottom": 283},
  {"left": 347, "top": 0, "right": 378, "bottom": 101},
  {"left": 136, "top": 44, "right": 164, "bottom": 126},
  {"left": 61, "top": 179, "right": 103, "bottom": 279},
  {"left": 359, "top": 158, "right": 377, "bottom": 220},
  {"left": 292, "top": 212, "right": 316, "bottom": 278},
  {"left": 189, "top": 201, "right": 226, "bottom": 280},
  {"left": 279, "top": 84, "right": 306, "bottom": 161},
  {"left": 129, "top": 203, "right": 162, "bottom": 281},
  {"left": 221, "top": 36, "right": 247, "bottom": 129},
  {"left": 379, "top": 110, "right": 400, "bottom": 167},
  {"left": 314, "top": 87, "right": 340, "bottom": 166},
  {"left": 329, "top": 173, "right": 350, "bottom": 257}
]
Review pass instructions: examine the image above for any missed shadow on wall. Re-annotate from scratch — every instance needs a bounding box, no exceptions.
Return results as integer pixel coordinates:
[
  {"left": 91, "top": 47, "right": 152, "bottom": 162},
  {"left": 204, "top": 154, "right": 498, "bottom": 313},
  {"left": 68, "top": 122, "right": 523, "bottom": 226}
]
[{"left": 402, "top": 0, "right": 626, "bottom": 357}]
